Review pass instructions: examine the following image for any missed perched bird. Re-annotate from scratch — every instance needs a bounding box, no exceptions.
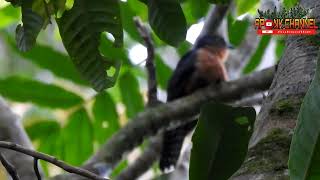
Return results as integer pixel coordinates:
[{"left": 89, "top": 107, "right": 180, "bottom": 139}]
[{"left": 159, "top": 34, "right": 232, "bottom": 172}]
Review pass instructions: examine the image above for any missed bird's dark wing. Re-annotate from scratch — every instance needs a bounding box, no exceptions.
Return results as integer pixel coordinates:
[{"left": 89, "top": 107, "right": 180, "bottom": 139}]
[
  {"left": 166, "top": 50, "right": 196, "bottom": 101},
  {"left": 160, "top": 50, "right": 199, "bottom": 171},
  {"left": 160, "top": 35, "right": 229, "bottom": 172},
  {"left": 160, "top": 120, "right": 197, "bottom": 172}
]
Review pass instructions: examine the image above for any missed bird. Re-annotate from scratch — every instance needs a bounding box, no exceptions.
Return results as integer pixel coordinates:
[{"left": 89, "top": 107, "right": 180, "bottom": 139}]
[{"left": 159, "top": 34, "right": 232, "bottom": 172}]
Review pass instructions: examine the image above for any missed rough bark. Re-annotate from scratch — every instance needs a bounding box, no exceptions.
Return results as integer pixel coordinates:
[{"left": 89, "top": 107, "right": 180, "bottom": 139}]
[{"left": 231, "top": 0, "right": 320, "bottom": 179}]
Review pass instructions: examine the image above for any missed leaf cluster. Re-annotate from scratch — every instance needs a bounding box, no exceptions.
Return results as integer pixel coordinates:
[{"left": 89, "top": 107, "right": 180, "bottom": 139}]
[{"left": 258, "top": 5, "right": 309, "bottom": 19}]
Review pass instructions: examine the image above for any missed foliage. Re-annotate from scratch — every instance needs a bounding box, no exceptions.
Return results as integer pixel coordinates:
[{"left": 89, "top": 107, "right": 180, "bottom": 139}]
[
  {"left": 189, "top": 102, "right": 256, "bottom": 180},
  {"left": 56, "top": 0, "right": 123, "bottom": 91},
  {"left": 283, "top": 0, "right": 299, "bottom": 8},
  {"left": 289, "top": 54, "right": 320, "bottom": 180},
  {"left": 243, "top": 35, "right": 271, "bottom": 74},
  {"left": 4, "top": 0, "right": 188, "bottom": 91},
  {"left": 92, "top": 92, "right": 120, "bottom": 145},
  {"left": 227, "top": 14, "right": 250, "bottom": 47},
  {"left": 5, "top": 34, "right": 88, "bottom": 85},
  {"left": 62, "top": 108, "right": 94, "bottom": 165},
  {"left": 0, "top": 76, "right": 83, "bottom": 109},
  {"left": 208, "top": 0, "right": 231, "bottom": 4},
  {"left": 257, "top": 5, "right": 309, "bottom": 19},
  {"left": 145, "top": 0, "right": 187, "bottom": 46},
  {"left": 236, "top": 0, "right": 259, "bottom": 16},
  {"left": 119, "top": 71, "right": 144, "bottom": 118}
]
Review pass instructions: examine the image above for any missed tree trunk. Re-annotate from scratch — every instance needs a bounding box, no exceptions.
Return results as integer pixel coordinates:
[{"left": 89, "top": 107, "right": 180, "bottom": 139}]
[{"left": 231, "top": 1, "right": 320, "bottom": 179}]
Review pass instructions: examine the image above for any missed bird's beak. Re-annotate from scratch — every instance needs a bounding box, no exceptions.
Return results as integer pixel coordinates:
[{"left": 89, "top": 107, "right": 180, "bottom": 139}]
[{"left": 227, "top": 43, "right": 234, "bottom": 49}]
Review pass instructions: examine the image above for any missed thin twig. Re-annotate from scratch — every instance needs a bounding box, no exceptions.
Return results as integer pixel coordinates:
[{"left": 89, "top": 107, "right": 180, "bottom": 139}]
[
  {"left": 34, "top": 158, "right": 42, "bottom": 180},
  {"left": 133, "top": 16, "right": 158, "bottom": 106},
  {"left": 42, "top": 0, "right": 52, "bottom": 24},
  {"left": 116, "top": 16, "right": 162, "bottom": 180},
  {"left": 0, "top": 141, "right": 109, "bottom": 180},
  {"left": 0, "top": 152, "right": 20, "bottom": 180}
]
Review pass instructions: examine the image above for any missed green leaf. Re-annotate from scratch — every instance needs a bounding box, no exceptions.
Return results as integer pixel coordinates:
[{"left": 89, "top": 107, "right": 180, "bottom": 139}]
[
  {"left": 283, "top": 0, "right": 298, "bottom": 8},
  {"left": 5, "top": 0, "right": 21, "bottom": 7},
  {"left": 111, "top": 160, "right": 128, "bottom": 178},
  {"left": 62, "top": 108, "right": 93, "bottom": 165},
  {"left": 120, "top": 2, "right": 142, "bottom": 42},
  {"left": 190, "top": 102, "right": 256, "bottom": 180},
  {"left": 155, "top": 55, "right": 172, "bottom": 89},
  {"left": 92, "top": 92, "right": 120, "bottom": 145},
  {"left": 242, "top": 36, "right": 271, "bottom": 74},
  {"left": 275, "top": 39, "right": 285, "bottom": 60},
  {"left": 147, "top": 0, "right": 187, "bottom": 46},
  {"left": 177, "top": 41, "right": 192, "bottom": 55},
  {"left": 0, "top": 76, "right": 83, "bottom": 108},
  {"left": 119, "top": 71, "right": 144, "bottom": 118},
  {"left": 38, "top": 129, "right": 63, "bottom": 175},
  {"left": 0, "top": 5, "right": 20, "bottom": 29},
  {"left": 188, "top": 0, "right": 209, "bottom": 19},
  {"left": 181, "top": 3, "right": 197, "bottom": 25},
  {"left": 56, "top": 0, "right": 123, "bottom": 91},
  {"left": 289, "top": 54, "right": 320, "bottom": 180},
  {"left": 236, "top": 0, "right": 259, "bottom": 15},
  {"left": 207, "top": 0, "right": 230, "bottom": 4},
  {"left": 26, "top": 119, "right": 62, "bottom": 175},
  {"left": 39, "top": 129, "right": 63, "bottom": 175},
  {"left": 228, "top": 14, "right": 250, "bottom": 47},
  {"left": 25, "top": 120, "right": 60, "bottom": 141},
  {"left": 6, "top": 35, "right": 87, "bottom": 85},
  {"left": 16, "top": 1, "right": 44, "bottom": 52},
  {"left": 99, "top": 34, "right": 130, "bottom": 65},
  {"left": 128, "top": 0, "right": 148, "bottom": 21}
]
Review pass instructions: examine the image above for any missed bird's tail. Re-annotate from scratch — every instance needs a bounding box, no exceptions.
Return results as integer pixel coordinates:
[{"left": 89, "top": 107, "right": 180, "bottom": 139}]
[{"left": 159, "top": 120, "right": 197, "bottom": 172}]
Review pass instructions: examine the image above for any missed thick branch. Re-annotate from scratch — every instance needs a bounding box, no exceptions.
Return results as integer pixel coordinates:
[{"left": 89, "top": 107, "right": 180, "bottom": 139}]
[
  {"left": 0, "top": 141, "right": 108, "bottom": 180},
  {"left": 234, "top": 94, "right": 265, "bottom": 106},
  {"left": 199, "top": 4, "right": 231, "bottom": 38},
  {"left": 82, "top": 66, "right": 275, "bottom": 174},
  {"left": 116, "top": 136, "right": 162, "bottom": 180}
]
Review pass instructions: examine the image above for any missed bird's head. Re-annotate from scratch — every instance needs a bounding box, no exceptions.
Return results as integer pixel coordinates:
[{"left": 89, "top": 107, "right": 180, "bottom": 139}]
[
  {"left": 194, "top": 34, "right": 233, "bottom": 62},
  {"left": 195, "top": 34, "right": 234, "bottom": 49}
]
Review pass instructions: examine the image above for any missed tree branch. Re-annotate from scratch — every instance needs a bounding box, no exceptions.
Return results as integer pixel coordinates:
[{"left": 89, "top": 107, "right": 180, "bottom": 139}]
[
  {"left": 116, "top": 136, "right": 162, "bottom": 180},
  {"left": 199, "top": 4, "right": 231, "bottom": 38},
  {"left": 82, "top": 66, "right": 275, "bottom": 175},
  {"left": 133, "top": 17, "right": 158, "bottom": 106},
  {"left": 0, "top": 141, "right": 109, "bottom": 180},
  {"left": 0, "top": 152, "right": 20, "bottom": 180},
  {"left": 234, "top": 94, "right": 265, "bottom": 106},
  {"left": 34, "top": 158, "right": 42, "bottom": 180}
]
